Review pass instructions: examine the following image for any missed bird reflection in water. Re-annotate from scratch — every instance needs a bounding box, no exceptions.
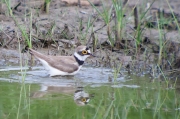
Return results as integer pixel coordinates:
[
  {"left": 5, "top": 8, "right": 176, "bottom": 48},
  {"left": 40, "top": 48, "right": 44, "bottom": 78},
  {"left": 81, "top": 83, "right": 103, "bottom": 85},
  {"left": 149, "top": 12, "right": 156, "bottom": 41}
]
[
  {"left": 31, "top": 84, "right": 94, "bottom": 106},
  {"left": 74, "top": 87, "right": 91, "bottom": 106}
]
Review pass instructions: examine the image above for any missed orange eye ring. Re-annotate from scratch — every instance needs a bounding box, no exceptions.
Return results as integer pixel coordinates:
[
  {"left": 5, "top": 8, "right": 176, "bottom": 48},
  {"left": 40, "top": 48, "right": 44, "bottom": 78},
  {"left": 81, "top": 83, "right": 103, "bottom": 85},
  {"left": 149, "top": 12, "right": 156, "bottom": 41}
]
[
  {"left": 82, "top": 50, "right": 88, "bottom": 54},
  {"left": 81, "top": 98, "right": 86, "bottom": 102}
]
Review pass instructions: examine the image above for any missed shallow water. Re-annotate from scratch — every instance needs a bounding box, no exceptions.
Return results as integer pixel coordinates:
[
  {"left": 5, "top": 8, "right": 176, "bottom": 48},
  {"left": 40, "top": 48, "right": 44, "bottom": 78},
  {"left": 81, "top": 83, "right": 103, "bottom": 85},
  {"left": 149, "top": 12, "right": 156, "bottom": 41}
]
[
  {"left": 0, "top": 66, "right": 180, "bottom": 119},
  {"left": 0, "top": 66, "right": 132, "bottom": 86}
]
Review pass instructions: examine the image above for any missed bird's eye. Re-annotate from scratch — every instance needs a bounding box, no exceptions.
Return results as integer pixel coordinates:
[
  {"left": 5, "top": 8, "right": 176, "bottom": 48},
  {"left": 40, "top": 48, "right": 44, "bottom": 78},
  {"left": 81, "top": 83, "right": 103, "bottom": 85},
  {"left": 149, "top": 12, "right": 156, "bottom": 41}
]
[
  {"left": 81, "top": 98, "right": 86, "bottom": 102},
  {"left": 82, "top": 50, "right": 88, "bottom": 54}
]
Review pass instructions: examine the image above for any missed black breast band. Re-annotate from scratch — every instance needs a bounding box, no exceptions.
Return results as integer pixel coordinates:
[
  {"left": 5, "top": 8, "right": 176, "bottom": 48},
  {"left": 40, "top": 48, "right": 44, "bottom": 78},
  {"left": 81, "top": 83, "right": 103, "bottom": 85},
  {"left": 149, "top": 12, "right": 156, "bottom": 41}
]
[{"left": 74, "top": 55, "right": 84, "bottom": 66}]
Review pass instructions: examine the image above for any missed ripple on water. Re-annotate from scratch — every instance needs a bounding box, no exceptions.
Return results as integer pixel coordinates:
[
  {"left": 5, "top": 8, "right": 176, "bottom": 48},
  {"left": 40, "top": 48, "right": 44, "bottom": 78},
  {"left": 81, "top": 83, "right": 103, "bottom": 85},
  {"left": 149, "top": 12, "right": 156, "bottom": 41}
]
[{"left": 0, "top": 66, "right": 140, "bottom": 88}]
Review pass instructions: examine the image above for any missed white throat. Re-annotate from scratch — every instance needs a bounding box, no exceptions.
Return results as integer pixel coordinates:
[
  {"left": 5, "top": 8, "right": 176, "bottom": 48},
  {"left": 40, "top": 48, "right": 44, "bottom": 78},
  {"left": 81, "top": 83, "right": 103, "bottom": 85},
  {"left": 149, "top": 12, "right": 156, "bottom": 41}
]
[{"left": 74, "top": 52, "right": 89, "bottom": 61}]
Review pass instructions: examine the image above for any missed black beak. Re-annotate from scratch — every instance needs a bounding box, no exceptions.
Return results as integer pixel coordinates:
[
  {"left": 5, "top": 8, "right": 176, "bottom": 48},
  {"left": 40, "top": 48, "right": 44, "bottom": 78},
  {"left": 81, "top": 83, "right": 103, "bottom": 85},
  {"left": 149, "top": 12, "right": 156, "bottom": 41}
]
[{"left": 89, "top": 53, "right": 96, "bottom": 57}]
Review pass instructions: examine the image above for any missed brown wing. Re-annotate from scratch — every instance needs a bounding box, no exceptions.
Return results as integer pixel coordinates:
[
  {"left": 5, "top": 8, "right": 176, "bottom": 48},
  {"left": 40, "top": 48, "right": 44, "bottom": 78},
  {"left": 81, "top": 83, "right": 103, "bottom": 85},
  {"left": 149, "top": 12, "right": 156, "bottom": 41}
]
[
  {"left": 49, "top": 56, "right": 79, "bottom": 73},
  {"left": 29, "top": 49, "right": 79, "bottom": 73}
]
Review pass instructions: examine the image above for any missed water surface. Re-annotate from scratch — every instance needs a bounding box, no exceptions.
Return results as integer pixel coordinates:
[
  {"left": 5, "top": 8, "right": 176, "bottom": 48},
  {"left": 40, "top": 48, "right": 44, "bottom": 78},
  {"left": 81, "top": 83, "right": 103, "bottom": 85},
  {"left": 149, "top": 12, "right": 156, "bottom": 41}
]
[{"left": 0, "top": 66, "right": 179, "bottom": 119}]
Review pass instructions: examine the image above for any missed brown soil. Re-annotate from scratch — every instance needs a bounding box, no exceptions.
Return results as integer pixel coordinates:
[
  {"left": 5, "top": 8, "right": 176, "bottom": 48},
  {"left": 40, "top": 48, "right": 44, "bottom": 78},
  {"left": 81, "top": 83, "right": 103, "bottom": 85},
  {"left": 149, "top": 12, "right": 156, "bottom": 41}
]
[{"left": 1, "top": 0, "right": 180, "bottom": 78}]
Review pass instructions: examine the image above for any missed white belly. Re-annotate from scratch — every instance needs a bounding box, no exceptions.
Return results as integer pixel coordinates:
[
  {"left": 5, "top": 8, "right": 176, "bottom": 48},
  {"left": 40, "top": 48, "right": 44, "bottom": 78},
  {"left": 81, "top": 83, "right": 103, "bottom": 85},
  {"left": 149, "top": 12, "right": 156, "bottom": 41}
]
[{"left": 38, "top": 58, "right": 82, "bottom": 76}]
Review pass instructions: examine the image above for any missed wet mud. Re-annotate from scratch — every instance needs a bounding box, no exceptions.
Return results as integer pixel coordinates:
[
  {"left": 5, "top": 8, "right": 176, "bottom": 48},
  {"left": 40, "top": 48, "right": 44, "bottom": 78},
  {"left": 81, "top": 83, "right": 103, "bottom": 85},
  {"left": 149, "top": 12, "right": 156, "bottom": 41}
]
[{"left": 1, "top": 0, "right": 180, "bottom": 78}]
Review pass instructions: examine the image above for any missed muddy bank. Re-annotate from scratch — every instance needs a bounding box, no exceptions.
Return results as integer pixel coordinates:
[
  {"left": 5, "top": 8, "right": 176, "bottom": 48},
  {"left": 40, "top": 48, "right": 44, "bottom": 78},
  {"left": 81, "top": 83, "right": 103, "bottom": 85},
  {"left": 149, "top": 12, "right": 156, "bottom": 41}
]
[{"left": 1, "top": 0, "right": 180, "bottom": 78}]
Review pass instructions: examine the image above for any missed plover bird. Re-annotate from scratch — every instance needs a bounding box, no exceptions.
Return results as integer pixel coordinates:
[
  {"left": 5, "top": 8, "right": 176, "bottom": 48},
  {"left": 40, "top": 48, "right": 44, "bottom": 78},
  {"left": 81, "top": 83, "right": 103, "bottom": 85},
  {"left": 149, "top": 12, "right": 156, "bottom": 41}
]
[{"left": 29, "top": 45, "right": 94, "bottom": 76}]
